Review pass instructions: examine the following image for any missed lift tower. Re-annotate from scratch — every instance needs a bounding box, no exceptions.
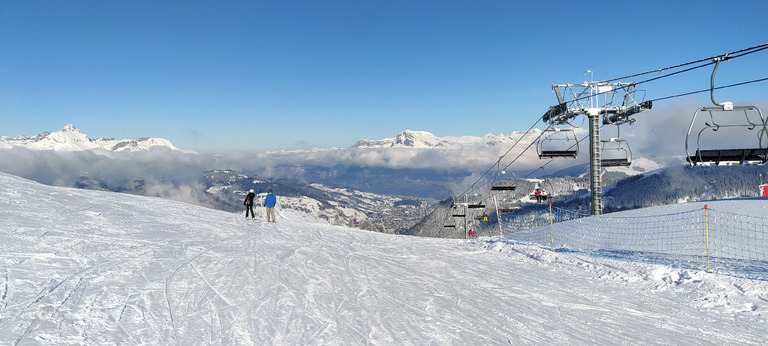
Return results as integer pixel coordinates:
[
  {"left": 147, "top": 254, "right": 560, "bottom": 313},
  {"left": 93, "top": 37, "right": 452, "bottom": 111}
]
[{"left": 543, "top": 74, "right": 651, "bottom": 215}]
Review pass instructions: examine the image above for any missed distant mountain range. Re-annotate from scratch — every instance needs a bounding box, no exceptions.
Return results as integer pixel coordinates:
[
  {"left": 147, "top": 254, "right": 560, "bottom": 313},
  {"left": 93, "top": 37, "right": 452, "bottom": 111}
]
[
  {"left": 8, "top": 125, "right": 757, "bottom": 238},
  {"left": 0, "top": 124, "right": 179, "bottom": 152},
  {"left": 352, "top": 129, "right": 544, "bottom": 149}
]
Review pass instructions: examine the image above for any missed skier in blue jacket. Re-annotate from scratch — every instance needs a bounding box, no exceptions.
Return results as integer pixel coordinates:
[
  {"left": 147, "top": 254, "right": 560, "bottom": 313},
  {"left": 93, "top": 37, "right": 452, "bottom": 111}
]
[{"left": 264, "top": 189, "right": 277, "bottom": 222}]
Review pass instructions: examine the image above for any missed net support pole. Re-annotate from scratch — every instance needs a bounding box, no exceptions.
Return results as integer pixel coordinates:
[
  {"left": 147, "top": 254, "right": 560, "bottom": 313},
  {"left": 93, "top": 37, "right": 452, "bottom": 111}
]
[
  {"left": 493, "top": 195, "right": 503, "bottom": 241},
  {"left": 704, "top": 204, "right": 710, "bottom": 273},
  {"left": 589, "top": 112, "right": 603, "bottom": 215},
  {"left": 549, "top": 202, "right": 555, "bottom": 251},
  {"left": 464, "top": 206, "right": 468, "bottom": 240}
]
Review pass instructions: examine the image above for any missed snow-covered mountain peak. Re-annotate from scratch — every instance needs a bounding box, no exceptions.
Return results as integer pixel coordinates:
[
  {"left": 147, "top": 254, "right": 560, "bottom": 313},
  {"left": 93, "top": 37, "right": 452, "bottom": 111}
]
[
  {"left": 352, "top": 129, "right": 443, "bottom": 148},
  {"left": 352, "top": 129, "right": 540, "bottom": 149},
  {"left": 393, "top": 129, "right": 441, "bottom": 147},
  {"left": 48, "top": 124, "right": 91, "bottom": 144},
  {"left": 0, "top": 125, "right": 179, "bottom": 152}
]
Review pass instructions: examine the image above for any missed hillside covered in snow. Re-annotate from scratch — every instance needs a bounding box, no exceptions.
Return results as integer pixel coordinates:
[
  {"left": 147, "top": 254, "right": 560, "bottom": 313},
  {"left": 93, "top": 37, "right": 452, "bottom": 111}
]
[{"left": 1, "top": 171, "right": 767, "bottom": 344}]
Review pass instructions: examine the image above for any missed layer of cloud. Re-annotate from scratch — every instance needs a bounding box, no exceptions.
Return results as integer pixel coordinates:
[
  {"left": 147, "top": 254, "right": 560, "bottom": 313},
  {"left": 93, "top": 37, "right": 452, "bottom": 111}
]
[
  {"left": 4, "top": 98, "right": 764, "bottom": 208},
  {"left": 0, "top": 148, "right": 222, "bottom": 208}
]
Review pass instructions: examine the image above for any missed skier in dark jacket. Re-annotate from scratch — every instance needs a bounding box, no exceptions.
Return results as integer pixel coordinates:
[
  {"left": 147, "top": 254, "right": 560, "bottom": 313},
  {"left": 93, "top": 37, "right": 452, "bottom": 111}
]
[
  {"left": 244, "top": 189, "right": 256, "bottom": 219},
  {"left": 264, "top": 189, "right": 277, "bottom": 222}
]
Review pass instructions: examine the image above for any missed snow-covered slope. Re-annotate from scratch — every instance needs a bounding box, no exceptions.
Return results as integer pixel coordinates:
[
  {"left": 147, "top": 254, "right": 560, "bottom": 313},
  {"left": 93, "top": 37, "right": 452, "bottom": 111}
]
[
  {"left": 1, "top": 171, "right": 767, "bottom": 344},
  {"left": 0, "top": 124, "right": 179, "bottom": 152}
]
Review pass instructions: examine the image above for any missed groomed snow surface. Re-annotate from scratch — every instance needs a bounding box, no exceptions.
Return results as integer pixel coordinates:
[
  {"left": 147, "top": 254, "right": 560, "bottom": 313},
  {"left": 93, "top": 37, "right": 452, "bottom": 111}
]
[{"left": 1, "top": 172, "right": 767, "bottom": 345}]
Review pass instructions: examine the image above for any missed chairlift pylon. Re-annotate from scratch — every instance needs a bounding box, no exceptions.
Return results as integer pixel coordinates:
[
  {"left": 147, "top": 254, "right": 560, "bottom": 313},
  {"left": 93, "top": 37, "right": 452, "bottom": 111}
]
[{"left": 685, "top": 57, "right": 768, "bottom": 166}]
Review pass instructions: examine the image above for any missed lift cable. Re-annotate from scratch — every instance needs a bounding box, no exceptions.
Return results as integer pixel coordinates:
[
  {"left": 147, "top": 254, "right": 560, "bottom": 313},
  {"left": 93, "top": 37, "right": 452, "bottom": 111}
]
[
  {"left": 602, "top": 43, "right": 768, "bottom": 83},
  {"left": 562, "top": 44, "right": 768, "bottom": 108},
  {"left": 650, "top": 76, "right": 768, "bottom": 103}
]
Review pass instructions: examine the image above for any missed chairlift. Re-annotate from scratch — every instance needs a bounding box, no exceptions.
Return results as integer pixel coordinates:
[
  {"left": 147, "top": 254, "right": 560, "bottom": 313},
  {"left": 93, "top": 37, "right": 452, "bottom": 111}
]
[
  {"left": 450, "top": 197, "right": 466, "bottom": 217},
  {"left": 443, "top": 218, "right": 457, "bottom": 229},
  {"left": 537, "top": 127, "right": 579, "bottom": 159},
  {"left": 474, "top": 212, "right": 490, "bottom": 222},
  {"left": 600, "top": 138, "right": 632, "bottom": 167},
  {"left": 490, "top": 162, "right": 517, "bottom": 191},
  {"left": 528, "top": 182, "right": 549, "bottom": 202},
  {"left": 465, "top": 194, "right": 486, "bottom": 209},
  {"left": 496, "top": 204, "right": 519, "bottom": 213},
  {"left": 494, "top": 195, "right": 518, "bottom": 213},
  {"left": 685, "top": 57, "right": 768, "bottom": 166}
]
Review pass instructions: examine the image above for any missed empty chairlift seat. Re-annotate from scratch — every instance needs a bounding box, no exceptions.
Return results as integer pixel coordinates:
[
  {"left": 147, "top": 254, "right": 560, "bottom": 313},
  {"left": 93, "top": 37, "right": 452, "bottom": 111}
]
[
  {"left": 600, "top": 138, "right": 632, "bottom": 167},
  {"left": 537, "top": 128, "right": 579, "bottom": 159},
  {"left": 685, "top": 57, "right": 768, "bottom": 166},
  {"left": 490, "top": 170, "right": 517, "bottom": 191},
  {"left": 685, "top": 104, "right": 768, "bottom": 166}
]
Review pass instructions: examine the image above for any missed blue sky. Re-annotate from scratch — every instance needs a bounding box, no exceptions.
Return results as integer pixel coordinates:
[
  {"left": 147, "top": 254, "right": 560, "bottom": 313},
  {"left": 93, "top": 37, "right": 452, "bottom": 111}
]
[{"left": 2, "top": 0, "right": 767, "bottom": 153}]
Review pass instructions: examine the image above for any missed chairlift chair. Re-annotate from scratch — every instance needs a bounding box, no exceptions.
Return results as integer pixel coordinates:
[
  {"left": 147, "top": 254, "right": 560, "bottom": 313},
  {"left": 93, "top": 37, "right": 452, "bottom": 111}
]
[
  {"left": 685, "top": 57, "right": 768, "bottom": 166},
  {"left": 537, "top": 127, "right": 579, "bottom": 159},
  {"left": 466, "top": 194, "right": 486, "bottom": 209},
  {"left": 451, "top": 206, "right": 466, "bottom": 218},
  {"left": 496, "top": 196, "right": 520, "bottom": 213},
  {"left": 474, "top": 212, "right": 490, "bottom": 222},
  {"left": 443, "top": 218, "right": 457, "bottom": 229},
  {"left": 686, "top": 106, "right": 767, "bottom": 165},
  {"left": 528, "top": 182, "right": 549, "bottom": 202},
  {"left": 496, "top": 202, "right": 519, "bottom": 213},
  {"left": 601, "top": 137, "right": 632, "bottom": 167},
  {"left": 490, "top": 163, "right": 517, "bottom": 191},
  {"left": 450, "top": 196, "right": 467, "bottom": 217}
]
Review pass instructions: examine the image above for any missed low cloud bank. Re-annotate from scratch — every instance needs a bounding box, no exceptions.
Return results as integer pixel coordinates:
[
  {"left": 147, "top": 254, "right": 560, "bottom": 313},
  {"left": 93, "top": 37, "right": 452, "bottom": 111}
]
[
  {"left": 4, "top": 99, "right": 764, "bottom": 207},
  {"left": 0, "top": 148, "right": 222, "bottom": 208},
  {"left": 0, "top": 144, "right": 557, "bottom": 207}
]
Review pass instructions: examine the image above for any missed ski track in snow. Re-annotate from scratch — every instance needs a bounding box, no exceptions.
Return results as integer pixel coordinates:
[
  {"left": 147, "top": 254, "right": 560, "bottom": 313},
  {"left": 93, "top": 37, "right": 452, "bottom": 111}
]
[{"left": 1, "top": 172, "right": 768, "bottom": 344}]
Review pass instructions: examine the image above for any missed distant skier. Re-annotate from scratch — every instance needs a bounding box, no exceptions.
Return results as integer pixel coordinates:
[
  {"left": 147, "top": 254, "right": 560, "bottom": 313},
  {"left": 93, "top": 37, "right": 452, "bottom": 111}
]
[
  {"left": 244, "top": 189, "right": 256, "bottom": 219},
  {"left": 535, "top": 188, "right": 543, "bottom": 203},
  {"left": 264, "top": 189, "right": 277, "bottom": 222},
  {"left": 468, "top": 229, "right": 477, "bottom": 237}
]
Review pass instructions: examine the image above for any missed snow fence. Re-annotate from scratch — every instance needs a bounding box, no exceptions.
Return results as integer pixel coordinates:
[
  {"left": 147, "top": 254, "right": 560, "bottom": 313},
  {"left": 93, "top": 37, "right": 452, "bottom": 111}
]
[{"left": 507, "top": 205, "right": 768, "bottom": 281}]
